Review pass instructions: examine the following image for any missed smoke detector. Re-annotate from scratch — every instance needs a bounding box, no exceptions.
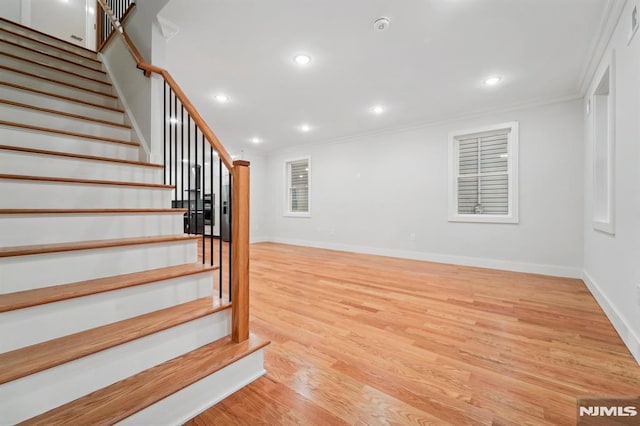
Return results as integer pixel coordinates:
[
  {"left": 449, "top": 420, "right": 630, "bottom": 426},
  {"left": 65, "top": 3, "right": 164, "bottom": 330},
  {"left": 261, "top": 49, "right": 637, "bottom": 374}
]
[{"left": 374, "top": 17, "right": 390, "bottom": 32}]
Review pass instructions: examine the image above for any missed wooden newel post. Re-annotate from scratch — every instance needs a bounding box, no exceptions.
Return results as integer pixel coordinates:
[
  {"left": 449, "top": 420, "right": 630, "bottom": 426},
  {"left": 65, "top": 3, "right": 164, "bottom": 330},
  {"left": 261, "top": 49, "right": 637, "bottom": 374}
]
[
  {"left": 96, "top": 1, "right": 103, "bottom": 51},
  {"left": 231, "top": 160, "right": 250, "bottom": 343}
]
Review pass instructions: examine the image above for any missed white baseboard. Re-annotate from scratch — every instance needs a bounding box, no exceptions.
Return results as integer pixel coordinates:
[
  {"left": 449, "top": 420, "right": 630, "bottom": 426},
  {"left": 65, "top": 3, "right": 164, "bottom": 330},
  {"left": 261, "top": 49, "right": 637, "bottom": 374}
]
[
  {"left": 250, "top": 235, "right": 270, "bottom": 244},
  {"left": 262, "top": 237, "right": 583, "bottom": 278},
  {"left": 582, "top": 271, "right": 640, "bottom": 365}
]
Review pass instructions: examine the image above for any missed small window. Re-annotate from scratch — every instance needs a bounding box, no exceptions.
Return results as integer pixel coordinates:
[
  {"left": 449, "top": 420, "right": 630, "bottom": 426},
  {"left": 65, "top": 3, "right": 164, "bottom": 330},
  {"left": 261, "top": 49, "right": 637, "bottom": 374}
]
[
  {"left": 448, "top": 122, "right": 519, "bottom": 223},
  {"left": 591, "top": 51, "right": 615, "bottom": 234},
  {"left": 285, "top": 157, "right": 311, "bottom": 216}
]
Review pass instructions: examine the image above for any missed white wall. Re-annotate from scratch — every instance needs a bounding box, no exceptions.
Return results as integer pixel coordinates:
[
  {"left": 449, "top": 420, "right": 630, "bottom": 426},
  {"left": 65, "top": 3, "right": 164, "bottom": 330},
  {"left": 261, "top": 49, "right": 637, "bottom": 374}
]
[
  {"left": 582, "top": 0, "right": 640, "bottom": 363},
  {"left": 125, "top": 0, "right": 170, "bottom": 63},
  {"left": 245, "top": 150, "right": 269, "bottom": 243},
  {"left": 0, "top": 0, "right": 21, "bottom": 22},
  {"left": 30, "top": 0, "right": 86, "bottom": 48},
  {"left": 100, "top": 35, "right": 151, "bottom": 160},
  {"left": 264, "top": 99, "right": 584, "bottom": 277}
]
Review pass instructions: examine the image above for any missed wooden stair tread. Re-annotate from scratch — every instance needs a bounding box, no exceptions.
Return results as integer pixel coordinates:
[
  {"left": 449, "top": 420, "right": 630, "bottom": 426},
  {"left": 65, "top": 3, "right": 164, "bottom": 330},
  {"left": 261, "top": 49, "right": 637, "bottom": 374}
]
[
  {"left": 0, "top": 264, "right": 219, "bottom": 313},
  {"left": 0, "top": 17, "right": 98, "bottom": 56},
  {"left": 0, "top": 145, "right": 162, "bottom": 168},
  {"left": 0, "top": 52, "right": 111, "bottom": 86},
  {"left": 0, "top": 298, "right": 230, "bottom": 385},
  {"left": 0, "top": 27, "right": 102, "bottom": 65},
  {"left": 0, "top": 208, "right": 187, "bottom": 214},
  {"left": 0, "top": 174, "right": 173, "bottom": 189},
  {"left": 0, "top": 99, "right": 131, "bottom": 129},
  {"left": 0, "top": 38, "right": 106, "bottom": 74},
  {"left": 0, "top": 120, "right": 137, "bottom": 146},
  {"left": 0, "top": 65, "right": 117, "bottom": 98},
  {"left": 0, "top": 234, "right": 198, "bottom": 258},
  {"left": 22, "top": 334, "right": 269, "bottom": 425},
  {"left": 0, "top": 81, "right": 124, "bottom": 112}
]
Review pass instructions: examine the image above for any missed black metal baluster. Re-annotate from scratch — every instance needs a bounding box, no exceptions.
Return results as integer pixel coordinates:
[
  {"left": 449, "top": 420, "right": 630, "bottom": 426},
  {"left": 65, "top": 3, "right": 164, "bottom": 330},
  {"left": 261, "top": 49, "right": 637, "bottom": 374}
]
[
  {"left": 228, "top": 169, "right": 232, "bottom": 302},
  {"left": 174, "top": 93, "right": 178, "bottom": 212},
  {"left": 181, "top": 105, "right": 193, "bottom": 234},
  {"left": 201, "top": 132, "right": 205, "bottom": 264},
  {"left": 218, "top": 158, "right": 222, "bottom": 300},
  {"left": 168, "top": 90, "right": 172, "bottom": 187},
  {"left": 163, "top": 81, "right": 166, "bottom": 184},
  {"left": 194, "top": 118, "right": 198, "bottom": 240},
  {"left": 181, "top": 107, "right": 184, "bottom": 208},
  {"left": 210, "top": 145, "right": 213, "bottom": 268}
]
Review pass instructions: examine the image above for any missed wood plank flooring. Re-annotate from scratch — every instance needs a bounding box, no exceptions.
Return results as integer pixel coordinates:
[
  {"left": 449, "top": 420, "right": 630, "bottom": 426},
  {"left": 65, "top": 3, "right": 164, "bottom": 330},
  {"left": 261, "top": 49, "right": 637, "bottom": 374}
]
[{"left": 189, "top": 242, "right": 640, "bottom": 425}]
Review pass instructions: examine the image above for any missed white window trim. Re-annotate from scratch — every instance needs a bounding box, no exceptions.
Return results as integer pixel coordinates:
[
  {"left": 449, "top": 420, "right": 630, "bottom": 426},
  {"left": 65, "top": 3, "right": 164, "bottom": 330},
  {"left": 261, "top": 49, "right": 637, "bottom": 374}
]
[
  {"left": 590, "top": 50, "right": 616, "bottom": 235},
  {"left": 283, "top": 156, "right": 312, "bottom": 218},
  {"left": 448, "top": 121, "right": 519, "bottom": 224}
]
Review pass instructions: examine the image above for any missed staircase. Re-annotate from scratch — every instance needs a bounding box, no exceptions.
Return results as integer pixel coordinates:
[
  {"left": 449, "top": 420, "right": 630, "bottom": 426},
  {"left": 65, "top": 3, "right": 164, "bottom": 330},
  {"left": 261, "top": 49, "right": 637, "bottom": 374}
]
[{"left": 0, "top": 17, "right": 267, "bottom": 425}]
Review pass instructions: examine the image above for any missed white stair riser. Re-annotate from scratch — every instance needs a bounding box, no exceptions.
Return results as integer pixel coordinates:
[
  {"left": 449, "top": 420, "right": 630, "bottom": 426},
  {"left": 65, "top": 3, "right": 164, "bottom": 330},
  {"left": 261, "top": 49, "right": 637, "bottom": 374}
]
[
  {"left": 0, "top": 126, "right": 139, "bottom": 161},
  {"left": 0, "top": 212, "right": 183, "bottom": 246},
  {"left": 0, "top": 310, "right": 231, "bottom": 425},
  {"left": 0, "top": 42, "right": 108, "bottom": 82},
  {"left": 0, "top": 180, "right": 171, "bottom": 209},
  {"left": 0, "top": 30, "right": 102, "bottom": 70},
  {"left": 0, "top": 54, "right": 112, "bottom": 93},
  {"left": 0, "top": 21, "right": 98, "bottom": 60},
  {"left": 0, "top": 104, "right": 131, "bottom": 140},
  {"left": 120, "top": 351, "right": 266, "bottom": 426},
  {"left": 0, "top": 84, "right": 124, "bottom": 123},
  {"left": 0, "top": 272, "right": 214, "bottom": 353},
  {"left": 0, "top": 68, "right": 118, "bottom": 108},
  {"left": 0, "top": 240, "right": 197, "bottom": 293},
  {"left": 0, "top": 150, "right": 161, "bottom": 184}
]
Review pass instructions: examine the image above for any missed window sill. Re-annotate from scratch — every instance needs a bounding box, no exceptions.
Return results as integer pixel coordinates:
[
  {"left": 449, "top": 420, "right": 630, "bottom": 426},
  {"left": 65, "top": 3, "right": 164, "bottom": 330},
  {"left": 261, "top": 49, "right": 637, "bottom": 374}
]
[
  {"left": 284, "top": 212, "right": 312, "bottom": 218},
  {"left": 448, "top": 214, "right": 518, "bottom": 224},
  {"left": 593, "top": 220, "right": 614, "bottom": 235}
]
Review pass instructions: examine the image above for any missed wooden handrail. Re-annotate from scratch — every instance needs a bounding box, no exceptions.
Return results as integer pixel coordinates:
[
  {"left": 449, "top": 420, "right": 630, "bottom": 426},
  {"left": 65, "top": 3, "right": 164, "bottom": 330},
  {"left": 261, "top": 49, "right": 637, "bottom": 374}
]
[{"left": 96, "top": 0, "right": 234, "bottom": 170}]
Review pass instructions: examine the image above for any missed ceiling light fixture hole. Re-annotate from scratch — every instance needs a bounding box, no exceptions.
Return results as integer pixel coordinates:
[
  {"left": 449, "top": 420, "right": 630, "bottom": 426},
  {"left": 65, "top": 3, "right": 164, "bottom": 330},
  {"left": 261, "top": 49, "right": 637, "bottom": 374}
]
[{"left": 374, "top": 17, "right": 390, "bottom": 32}]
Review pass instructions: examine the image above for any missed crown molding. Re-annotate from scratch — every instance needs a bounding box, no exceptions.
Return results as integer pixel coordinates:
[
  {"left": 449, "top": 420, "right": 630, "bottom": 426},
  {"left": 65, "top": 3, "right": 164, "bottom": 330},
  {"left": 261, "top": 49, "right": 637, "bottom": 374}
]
[
  {"left": 577, "top": 0, "right": 627, "bottom": 96},
  {"left": 268, "top": 92, "right": 582, "bottom": 155}
]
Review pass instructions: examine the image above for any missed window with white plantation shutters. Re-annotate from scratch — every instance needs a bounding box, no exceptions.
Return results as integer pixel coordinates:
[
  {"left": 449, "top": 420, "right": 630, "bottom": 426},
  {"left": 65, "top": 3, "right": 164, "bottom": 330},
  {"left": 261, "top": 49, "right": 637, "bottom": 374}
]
[
  {"left": 285, "top": 158, "right": 311, "bottom": 216},
  {"left": 449, "top": 122, "right": 518, "bottom": 223}
]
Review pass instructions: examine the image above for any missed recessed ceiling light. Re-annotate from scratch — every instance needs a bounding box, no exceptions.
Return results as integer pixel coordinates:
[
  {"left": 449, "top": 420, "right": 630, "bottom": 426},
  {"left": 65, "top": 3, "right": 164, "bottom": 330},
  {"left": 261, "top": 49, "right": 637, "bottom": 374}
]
[
  {"left": 294, "top": 54, "right": 311, "bottom": 66},
  {"left": 251, "top": 137, "right": 261, "bottom": 144},
  {"left": 372, "top": 105, "right": 384, "bottom": 115},
  {"left": 215, "top": 94, "right": 229, "bottom": 103},
  {"left": 300, "top": 124, "right": 311, "bottom": 132},
  {"left": 484, "top": 76, "right": 502, "bottom": 86},
  {"left": 168, "top": 117, "right": 181, "bottom": 124}
]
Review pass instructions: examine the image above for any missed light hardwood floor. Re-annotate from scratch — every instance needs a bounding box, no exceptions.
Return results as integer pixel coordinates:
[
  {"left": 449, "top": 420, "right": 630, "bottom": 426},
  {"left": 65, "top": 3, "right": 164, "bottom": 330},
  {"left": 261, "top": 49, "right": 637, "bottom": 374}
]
[{"left": 188, "top": 242, "right": 640, "bottom": 425}]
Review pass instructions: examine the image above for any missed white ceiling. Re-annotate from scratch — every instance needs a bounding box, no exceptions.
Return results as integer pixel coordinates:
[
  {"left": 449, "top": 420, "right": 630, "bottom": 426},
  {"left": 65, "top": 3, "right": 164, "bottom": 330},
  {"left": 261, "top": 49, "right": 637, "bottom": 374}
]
[{"left": 159, "top": 0, "right": 613, "bottom": 152}]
